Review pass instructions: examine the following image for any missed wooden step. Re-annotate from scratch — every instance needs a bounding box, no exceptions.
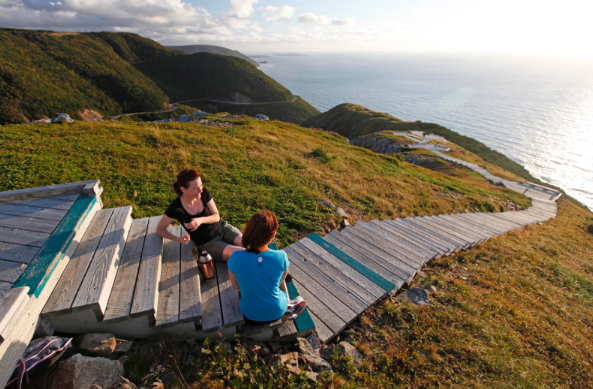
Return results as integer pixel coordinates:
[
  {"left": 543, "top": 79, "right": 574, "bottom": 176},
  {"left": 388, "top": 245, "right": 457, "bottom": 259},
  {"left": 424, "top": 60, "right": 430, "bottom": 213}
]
[
  {"left": 396, "top": 218, "right": 461, "bottom": 251},
  {"left": 385, "top": 218, "right": 456, "bottom": 255},
  {"left": 71, "top": 206, "right": 133, "bottom": 319},
  {"left": 42, "top": 208, "right": 115, "bottom": 316},
  {"left": 131, "top": 216, "right": 164, "bottom": 318},
  {"left": 419, "top": 217, "right": 478, "bottom": 246},
  {"left": 368, "top": 219, "right": 441, "bottom": 259},
  {"left": 404, "top": 218, "right": 471, "bottom": 249},
  {"left": 324, "top": 232, "right": 408, "bottom": 288},
  {"left": 103, "top": 218, "right": 150, "bottom": 322},
  {"left": 426, "top": 216, "right": 489, "bottom": 242},
  {"left": 0, "top": 287, "right": 30, "bottom": 342},
  {"left": 155, "top": 226, "right": 182, "bottom": 327},
  {"left": 355, "top": 221, "right": 432, "bottom": 262}
]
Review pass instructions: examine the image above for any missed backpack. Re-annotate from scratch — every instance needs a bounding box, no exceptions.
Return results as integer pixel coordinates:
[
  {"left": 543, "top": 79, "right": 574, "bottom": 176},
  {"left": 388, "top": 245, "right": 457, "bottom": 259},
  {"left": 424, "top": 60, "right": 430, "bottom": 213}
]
[{"left": 5, "top": 336, "right": 73, "bottom": 389}]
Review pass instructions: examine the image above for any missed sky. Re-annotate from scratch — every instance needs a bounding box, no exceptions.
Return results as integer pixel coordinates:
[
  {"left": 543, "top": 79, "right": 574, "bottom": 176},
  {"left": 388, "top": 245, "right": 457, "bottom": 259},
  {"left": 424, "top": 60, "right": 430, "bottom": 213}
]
[{"left": 0, "top": 0, "right": 592, "bottom": 56}]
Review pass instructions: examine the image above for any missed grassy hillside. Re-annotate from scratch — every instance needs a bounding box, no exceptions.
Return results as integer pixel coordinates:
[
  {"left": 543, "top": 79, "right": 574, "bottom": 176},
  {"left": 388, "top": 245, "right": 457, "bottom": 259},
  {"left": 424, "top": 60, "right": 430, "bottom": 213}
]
[
  {"left": 135, "top": 52, "right": 294, "bottom": 103},
  {"left": 183, "top": 97, "right": 321, "bottom": 125},
  {"left": 304, "top": 103, "right": 565, "bottom": 195},
  {"left": 167, "top": 44, "right": 260, "bottom": 67},
  {"left": 0, "top": 29, "right": 169, "bottom": 124},
  {"left": 0, "top": 120, "right": 528, "bottom": 247},
  {"left": 0, "top": 29, "right": 316, "bottom": 124}
]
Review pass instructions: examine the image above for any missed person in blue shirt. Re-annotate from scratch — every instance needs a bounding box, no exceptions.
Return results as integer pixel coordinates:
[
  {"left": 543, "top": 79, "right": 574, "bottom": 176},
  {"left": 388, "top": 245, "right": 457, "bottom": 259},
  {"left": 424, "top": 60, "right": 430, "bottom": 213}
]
[{"left": 228, "top": 210, "right": 306, "bottom": 323}]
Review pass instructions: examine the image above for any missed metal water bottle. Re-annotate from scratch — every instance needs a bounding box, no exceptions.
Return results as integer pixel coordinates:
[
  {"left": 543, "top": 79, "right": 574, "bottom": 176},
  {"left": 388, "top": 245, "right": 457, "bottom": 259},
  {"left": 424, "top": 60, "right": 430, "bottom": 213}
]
[{"left": 197, "top": 250, "right": 215, "bottom": 283}]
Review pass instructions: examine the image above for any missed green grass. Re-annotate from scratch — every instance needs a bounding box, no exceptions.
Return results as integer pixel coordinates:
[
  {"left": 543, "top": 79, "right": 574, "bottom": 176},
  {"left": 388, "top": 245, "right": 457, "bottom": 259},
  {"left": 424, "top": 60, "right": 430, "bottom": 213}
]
[
  {"left": 304, "top": 104, "right": 576, "bottom": 202},
  {"left": 0, "top": 120, "right": 529, "bottom": 247}
]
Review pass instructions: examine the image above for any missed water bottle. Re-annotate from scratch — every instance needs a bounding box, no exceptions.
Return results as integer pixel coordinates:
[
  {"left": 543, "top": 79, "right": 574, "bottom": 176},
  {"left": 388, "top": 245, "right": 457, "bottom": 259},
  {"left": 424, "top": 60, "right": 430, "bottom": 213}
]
[{"left": 197, "top": 250, "right": 215, "bottom": 283}]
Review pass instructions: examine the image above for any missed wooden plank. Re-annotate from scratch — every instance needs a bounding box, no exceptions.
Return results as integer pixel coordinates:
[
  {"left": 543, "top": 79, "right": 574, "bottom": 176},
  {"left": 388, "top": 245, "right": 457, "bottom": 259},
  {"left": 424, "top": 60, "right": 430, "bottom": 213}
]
[
  {"left": 284, "top": 246, "right": 367, "bottom": 314},
  {"left": 388, "top": 218, "right": 459, "bottom": 253},
  {"left": 103, "top": 218, "right": 149, "bottom": 321},
  {"left": 131, "top": 216, "right": 164, "bottom": 317},
  {"left": 200, "top": 266, "right": 223, "bottom": 332},
  {"left": 42, "top": 209, "right": 114, "bottom": 316},
  {"left": 0, "top": 260, "right": 27, "bottom": 283},
  {"left": 412, "top": 218, "right": 476, "bottom": 247},
  {"left": 448, "top": 214, "right": 502, "bottom": 236},
  {"left": 0, "top": 226, "right": 50, "bottom": 248},
  {"left": 0, "top": 242, "right": 39, "bottom": 264},
  {"left": 179, "top": 240, "right": 202, "bottom": 323},
  {"left": 0, "top": 286, "right": 30, "bottom": 341},
  {"left": 324, "top": 233, "right": 407, "bottom": 288},
  {"left": 0, "top": 214, "right": 59, "bottom": 234},
  {"left": 293, "top": 279, "right": 346, "bottom": 333},
  {"left": 426, "top": 217, "right": 487, "bottom": 242},
  {"left": 432, "top": 216, "right": 490, "bottom": 241},
  {"left": 155, "top": 226, "right": 181, "bottom": 327},
  {"left": 382, "top": 219, "right": 452, "bottom": 255},
  {"left": 72, "top": 206, "right": 132, "bottom": 316},
  {"left": 307, "top": 233, "right": 396, "bottom": 292},
  {"left": 0, "top": 282, "right": 10, "bottom": 298},
  {"left": 341, "top": 226, "right": 423, "bottom": 269},
  {"left": 276, "top": 320, "right": 298, "bottom": 338},
  {"left": 285, "top": 279, "right": 315, "bottom": 333},
  {"left": 299, "top": 238, "right": 386, "bottom": 298},
  {"left": 286, "top": 255, "right": 358, "bottom": 324},
  {"left": 357, "top": 221, "right": 432, "bottom": 261},
  {"left": 215, "top": 261, "right": 244, "bottom": 327},
  {"left": 290, "top": 241, "right": 380, "bottom": 305},
  {"left": 368, "top": 219, "right": 441, "bottom": 258},
  {"left": 0, "top": 197, "right": 74, "bottom": 211},
  {"left": 14, "top": 196, "right": 99, "bottom": 297},
  {"left": 0, "top": 204, "right": 67, "bottom": 221},
  {"left": 43, "top": 193, "right": 82, "bottom": 202},
  {"left": 332, "top": 230, "right": 417, "bottom": 277},
  {"left": 308, "top": 310, "right": 334, "bottom": 343},
  {"left": 402, "top": 218, "right": 468, "bottom": 249},
  {"left": 0, "top": 180, "right": 99, "bottom": 200}
]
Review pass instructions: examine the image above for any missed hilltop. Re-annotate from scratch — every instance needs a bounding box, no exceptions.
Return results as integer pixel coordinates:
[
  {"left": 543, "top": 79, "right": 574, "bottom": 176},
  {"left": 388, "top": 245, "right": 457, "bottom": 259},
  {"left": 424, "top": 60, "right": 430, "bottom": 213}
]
[
  {"left": 304, "top": 103, "right": 571, "bottom": 197},
  {"left": 0, "top": 29, "right": 319, "bottom": 125},
  {"left": 166, "top": 44, "right": 260, "bottom": 67}
]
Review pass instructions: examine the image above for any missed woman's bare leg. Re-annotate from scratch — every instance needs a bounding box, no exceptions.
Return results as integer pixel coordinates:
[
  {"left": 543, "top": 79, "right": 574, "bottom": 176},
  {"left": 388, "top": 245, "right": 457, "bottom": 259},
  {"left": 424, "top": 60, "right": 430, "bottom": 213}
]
[{"left": 222, "top": 244, "right": 243, "bottom": 262}]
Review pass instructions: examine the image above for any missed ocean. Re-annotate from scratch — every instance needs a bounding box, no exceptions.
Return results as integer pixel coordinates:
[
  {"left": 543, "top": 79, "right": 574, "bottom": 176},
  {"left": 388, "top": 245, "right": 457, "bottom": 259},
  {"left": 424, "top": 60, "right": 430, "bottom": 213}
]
[{"left": 258, "top": 52, "right": 593, "bottom": 211}]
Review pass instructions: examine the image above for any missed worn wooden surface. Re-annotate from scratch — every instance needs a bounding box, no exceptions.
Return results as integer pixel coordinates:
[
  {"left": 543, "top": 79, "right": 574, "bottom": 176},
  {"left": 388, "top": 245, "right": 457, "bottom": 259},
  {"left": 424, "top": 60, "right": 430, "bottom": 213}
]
[
  {"left": 0, "top": 214, "right": 60, "bottom": 234},
  {"left": 42, "top": 209, "right": 113, "bottom": 316},
  {"left": 0, "top": 287, "right": 29, "bottom": 341},
  {"left": 200, "top": 267, "right": 223, "bottom": 332},
  {"left": 0, "top": 242, "right": 39, "bottom": 264},
  {"left": 103, "top": 218, "right": 150, "bottom": 321},
  {"left": 0, "top": 180, "right": 99, "bottom": 200},
  {"left": 0, "top": 260, "right": 27, "bottom": 283},
  {"left": 155, "top": 226, "right": 181, "bottom": 327},
  {"left": 131, "top": 216, "right": 163, "bottom": 316},
  {"left": 179, "top": 240, "right": 202, "bottom": 323},
  {"left": 215, "top": 261, "right": 243, "bottom": 327}
]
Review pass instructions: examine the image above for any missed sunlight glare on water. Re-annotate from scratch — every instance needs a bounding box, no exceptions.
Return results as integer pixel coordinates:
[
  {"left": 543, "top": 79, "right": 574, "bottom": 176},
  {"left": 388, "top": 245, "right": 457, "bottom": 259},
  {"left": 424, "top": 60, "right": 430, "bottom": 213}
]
[{"left": 260, "top": 53, "right": 593, "bottom": 210}]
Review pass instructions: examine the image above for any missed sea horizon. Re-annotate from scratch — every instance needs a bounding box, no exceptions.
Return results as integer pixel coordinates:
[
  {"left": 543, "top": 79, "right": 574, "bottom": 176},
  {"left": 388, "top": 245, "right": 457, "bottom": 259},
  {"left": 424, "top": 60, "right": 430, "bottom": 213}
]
[{"left": 258, "top": 51, "right": 593, "bottom": 211}]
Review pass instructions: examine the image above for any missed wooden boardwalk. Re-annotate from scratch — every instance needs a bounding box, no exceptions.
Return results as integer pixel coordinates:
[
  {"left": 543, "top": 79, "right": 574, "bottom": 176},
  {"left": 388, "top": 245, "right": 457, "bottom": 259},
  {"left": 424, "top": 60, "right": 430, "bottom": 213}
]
[{"left": 0, "top": 163, "right": 562, "bottom": 386}]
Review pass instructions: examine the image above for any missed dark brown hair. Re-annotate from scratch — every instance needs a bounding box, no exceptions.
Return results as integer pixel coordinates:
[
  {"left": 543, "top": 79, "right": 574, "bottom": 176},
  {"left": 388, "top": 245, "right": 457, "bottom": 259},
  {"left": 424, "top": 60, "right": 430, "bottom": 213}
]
[
  {"left": 242, "top": 210, "right": 279, "bottom": 254},
  {"left": 173, "top": 168, "right": 200, "bottom": 196}
]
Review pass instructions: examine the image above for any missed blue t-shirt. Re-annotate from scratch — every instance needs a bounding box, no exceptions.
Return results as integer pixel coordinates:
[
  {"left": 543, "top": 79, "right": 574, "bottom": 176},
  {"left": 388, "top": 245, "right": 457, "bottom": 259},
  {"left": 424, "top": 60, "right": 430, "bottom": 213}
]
[{"left": 228, "top": 249, "right": 289, "bottom": 321}]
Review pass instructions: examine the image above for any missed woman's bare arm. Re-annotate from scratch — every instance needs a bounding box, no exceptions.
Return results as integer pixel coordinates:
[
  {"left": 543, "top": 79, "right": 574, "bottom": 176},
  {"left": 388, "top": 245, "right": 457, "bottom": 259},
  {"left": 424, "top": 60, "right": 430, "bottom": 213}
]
[
  {"left": 229, "top": 271, "right": 240, "bottom": 291},
  {"left": 156, "top": 214, "right": 190, "bottom": 244},
  {"left": 185, "top": 199, "right": 221, "bottom": 231},
  {"left": 279, "top": 270, "right": 289, "bottom": 294}
]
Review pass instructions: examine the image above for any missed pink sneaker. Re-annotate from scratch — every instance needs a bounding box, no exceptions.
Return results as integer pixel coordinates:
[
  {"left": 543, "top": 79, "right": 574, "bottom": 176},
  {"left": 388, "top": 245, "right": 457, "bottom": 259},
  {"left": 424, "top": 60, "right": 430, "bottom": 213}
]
[{"left": 286, "top": 296, "right": 307, "bottom": 319}]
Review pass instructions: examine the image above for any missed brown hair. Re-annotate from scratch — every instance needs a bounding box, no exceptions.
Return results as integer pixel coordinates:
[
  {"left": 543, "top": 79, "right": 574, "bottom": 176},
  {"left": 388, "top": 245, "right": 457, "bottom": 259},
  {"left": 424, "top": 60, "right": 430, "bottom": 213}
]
[
  {"left": 242, "top": 210, "right": 279, "bottom": 254},
  {"left": 173, "top": 168, "right": 200, "bottom": 196}
]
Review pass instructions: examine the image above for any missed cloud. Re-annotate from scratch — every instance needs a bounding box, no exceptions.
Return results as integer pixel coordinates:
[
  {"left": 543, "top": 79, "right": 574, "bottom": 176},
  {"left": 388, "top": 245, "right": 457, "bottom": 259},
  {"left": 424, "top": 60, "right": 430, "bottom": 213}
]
[
  {"left": 259, "top": 5, "right": 295, "bottom": 22},
  {"left": 297, "top": 12, "right": 355, "bottom": 26}
]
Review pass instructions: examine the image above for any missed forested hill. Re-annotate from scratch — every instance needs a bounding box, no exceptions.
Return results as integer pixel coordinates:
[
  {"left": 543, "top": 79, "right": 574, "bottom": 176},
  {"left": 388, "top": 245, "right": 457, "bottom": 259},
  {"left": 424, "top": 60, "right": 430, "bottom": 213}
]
[
  {"left": 0, "top": 29, "right": 300, "bottom": 124},
  {"left": 166, "top": 44, "right": 260, "bottom": 68}
]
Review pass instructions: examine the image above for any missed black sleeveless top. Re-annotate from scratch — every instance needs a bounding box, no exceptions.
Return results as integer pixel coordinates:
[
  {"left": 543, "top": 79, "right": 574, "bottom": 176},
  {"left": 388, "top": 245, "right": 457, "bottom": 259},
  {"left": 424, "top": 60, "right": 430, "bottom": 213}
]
[{"left": 164, "top": 187, "right": 222, "bottom": 245}]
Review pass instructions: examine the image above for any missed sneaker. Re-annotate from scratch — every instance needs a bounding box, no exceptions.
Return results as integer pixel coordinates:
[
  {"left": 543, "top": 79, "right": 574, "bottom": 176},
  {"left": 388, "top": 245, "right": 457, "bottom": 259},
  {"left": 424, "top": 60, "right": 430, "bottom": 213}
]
[{"left": 286, "top": 296, "right": 307, "bottom": 316}]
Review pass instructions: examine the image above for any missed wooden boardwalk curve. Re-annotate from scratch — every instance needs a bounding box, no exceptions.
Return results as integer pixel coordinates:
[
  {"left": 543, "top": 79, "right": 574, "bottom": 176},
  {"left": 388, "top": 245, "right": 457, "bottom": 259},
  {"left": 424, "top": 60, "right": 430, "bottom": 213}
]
[{"left": 0, "top": 160, "right": 562, "bottom": 386}]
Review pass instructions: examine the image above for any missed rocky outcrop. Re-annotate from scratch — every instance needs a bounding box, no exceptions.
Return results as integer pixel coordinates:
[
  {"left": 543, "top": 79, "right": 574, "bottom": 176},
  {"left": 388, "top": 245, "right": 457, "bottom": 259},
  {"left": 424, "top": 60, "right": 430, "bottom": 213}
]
[
  {"left": 78, "top": 333, "right": 117, "bottom": 357},
  {"left": 51, "top": 113, "right": 74, "bottom": 123},
  {"left": 78, "top": 109, "right": 104, "bottom": 122},
  {"left": 255, "top": 114, "right": 269, "bottom": 121},
  {"left": 350, "top": 135, "right": 408, "bottom": 154},
  {"left": 48, "top": 354, "right": 123, "bottom": 389}
]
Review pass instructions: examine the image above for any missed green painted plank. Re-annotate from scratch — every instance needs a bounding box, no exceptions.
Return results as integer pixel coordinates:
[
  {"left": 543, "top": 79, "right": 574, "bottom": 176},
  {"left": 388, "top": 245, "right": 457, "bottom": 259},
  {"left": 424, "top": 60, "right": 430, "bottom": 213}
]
[
  {"left": 269, "top": 242, "right": 314, "bottom": 332},
  {"left": 308, "top": 233, "right": 396, "bottom": 292},
  {"left": 13, "top": 196, "right": 97, "bottom": 297},
  {"left": 286, "top": 279, "right": 316, "bottom": 332}
]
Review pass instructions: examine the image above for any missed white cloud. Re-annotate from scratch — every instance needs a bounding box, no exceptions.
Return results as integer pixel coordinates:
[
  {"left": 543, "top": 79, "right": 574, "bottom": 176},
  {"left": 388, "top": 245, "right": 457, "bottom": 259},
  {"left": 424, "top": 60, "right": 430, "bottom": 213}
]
[
  {"left": 297, "top": 12, "right": 355, "bottom": 26},
  {"left": 259, "top": 5, "right": 295, "bottom": 22}
]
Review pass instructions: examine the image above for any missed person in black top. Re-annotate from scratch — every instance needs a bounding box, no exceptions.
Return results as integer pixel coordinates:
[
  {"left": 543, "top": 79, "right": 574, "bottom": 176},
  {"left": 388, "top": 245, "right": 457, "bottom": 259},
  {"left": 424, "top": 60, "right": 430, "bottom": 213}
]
[{"left": 156, "top": 168, "right": 243, "bottom": 262}]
